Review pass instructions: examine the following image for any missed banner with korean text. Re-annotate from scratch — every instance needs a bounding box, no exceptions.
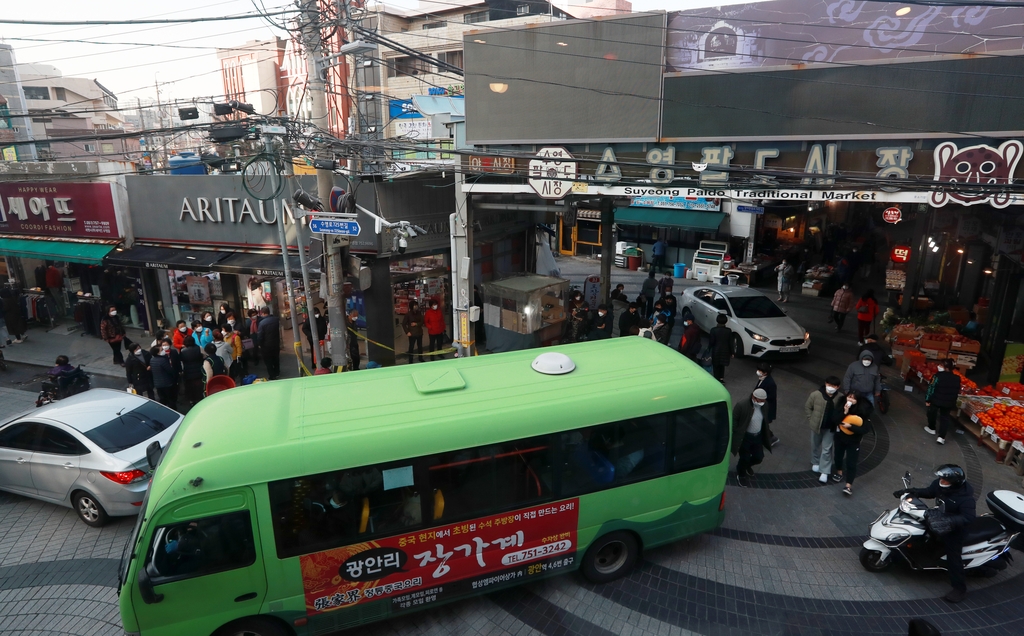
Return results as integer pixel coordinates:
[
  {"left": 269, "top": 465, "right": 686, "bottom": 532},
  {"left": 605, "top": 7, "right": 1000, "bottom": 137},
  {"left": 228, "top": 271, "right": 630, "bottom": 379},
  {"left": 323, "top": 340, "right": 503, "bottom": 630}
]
[{"left": 300, "top": 498, "right": 580, "bottom": 615}]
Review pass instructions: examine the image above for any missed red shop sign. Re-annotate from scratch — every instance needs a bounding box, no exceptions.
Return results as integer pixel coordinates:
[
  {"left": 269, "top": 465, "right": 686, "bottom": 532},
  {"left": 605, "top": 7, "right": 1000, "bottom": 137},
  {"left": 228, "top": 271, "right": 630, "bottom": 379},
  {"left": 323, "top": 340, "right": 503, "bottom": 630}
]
[
  {"left": 0, "top": 182, "right": 120, "bottom": 239},
  {"left": 882, "top": 207, "right": 903, "bottom": 224},
  {"left": 301, "top": 498, "right": 580, "bottom": 616},
  {"left": 891, "top": 245, "right": 911, "bottom": 263}
]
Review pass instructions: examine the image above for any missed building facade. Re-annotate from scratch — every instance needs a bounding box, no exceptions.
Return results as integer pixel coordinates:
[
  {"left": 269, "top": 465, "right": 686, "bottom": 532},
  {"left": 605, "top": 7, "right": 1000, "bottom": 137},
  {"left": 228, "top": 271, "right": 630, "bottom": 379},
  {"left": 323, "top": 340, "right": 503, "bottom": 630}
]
[
  {"left": 0, "top": 44, "right": 37, "bottom": 161},
  {"left": 217, "top": 38, "right": 289, "bottom": 118},
  {"left": 17, "top": 63, "right": 139, "bottom": 162}
]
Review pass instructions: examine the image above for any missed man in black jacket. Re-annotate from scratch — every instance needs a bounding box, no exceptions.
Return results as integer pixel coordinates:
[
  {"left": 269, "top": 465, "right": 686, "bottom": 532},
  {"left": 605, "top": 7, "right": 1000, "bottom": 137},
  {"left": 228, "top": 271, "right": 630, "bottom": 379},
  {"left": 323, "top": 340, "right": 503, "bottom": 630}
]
[
  {"left": 588, "top": 304, "right": 613, "bottom": 340},
  {"left": 755, "top": 362, "right": 780, "bottom": 447},
  {"left": 150, "top": 346, "right": 179, "bottom": 409},
  {"left": 179, "top": 336, "right": 205, "bottom": 407},
  {"left": 925, "top": 358, "right": 962, "bottom": 444},
  {"left": 731, "top": 388, "right": 773, "bottom": 487},
  {"left": 894, "top": 464, "right": 976, "bottom": 603},
  {"left": 257, "top": 307, "right": 282, "bottom": 380},
  {"left": 707, "top": 314, "right": 733, "bottom": 382},
  {"left": 618, "top": 302, "right": 641, "bottom": 337}
]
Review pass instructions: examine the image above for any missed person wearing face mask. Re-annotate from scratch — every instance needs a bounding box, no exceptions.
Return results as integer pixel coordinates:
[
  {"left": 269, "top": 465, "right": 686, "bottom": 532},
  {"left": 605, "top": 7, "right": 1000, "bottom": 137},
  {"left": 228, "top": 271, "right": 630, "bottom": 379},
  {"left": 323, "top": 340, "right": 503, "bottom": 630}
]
[
  {"left": 841, "top": 351, "right": 881, "bottom": 407},
  {"left": 925, "top": 358, "right": 962, "bottom": 444},
  {"left": 775, "top": 259, "right": 794, "bottom": 303},
  {"left": 892, "top": 464, "right": 975, "bottom": 603},
  {"left": 222, "top": 324, "right": 243, "bottom": 379},
  {"left": 216, "top": 303, "right": 234, "bottom": 329},
  {"left": 100, "top": 305, "right": 128, "bottom": 366},
  {"left": 201, "top": 311, "right": 218, "bottom": 332},
  {"left": 256, "top": 307, "right": 281, "bottom": 380},
  {"left": 731, "top": 388, "right": 774, "bottom": 487},
  {"left": 423, "top": 299, "right": 447, "bottom": 359},
  {"left": 160, "top": 337, "right": 181, "bottom": 376},
  {"left": 172, "top": 320, "right": 192, "bottom": 351},
  {"left": 653, "top": 313, "right": 671, "bottom": 345},
  {"left": 124, "top": 342, "right": 154, "bottom": 398},
  {"left": 857, "top": 333, "right": 892, "bottom": 366},
  {"left": 588, "top": 304, "right": 613, "bottom": 340},
  {"left": 754, "top": 362, "right": 778, "bottom": 434},
  {"left": 678, "top": 315, "right": 702, "bottom": 361},
  {"left": 830, "top": 283, "right": 855, "bottom": 332},
  {"left": 805, "top": 376, "right": 842, "bottom": 484},
  {"left": 150, "top": 345, "right": 179, "bottom": 409},
  {"left": 191, "top": 320, "right": 214, "bottom": 349},
  {"left": 179, "top": 335, "right": 206, "bottom": 405},
  {"left": 831, "top": 391, "right": 872, "bottom": 496}
]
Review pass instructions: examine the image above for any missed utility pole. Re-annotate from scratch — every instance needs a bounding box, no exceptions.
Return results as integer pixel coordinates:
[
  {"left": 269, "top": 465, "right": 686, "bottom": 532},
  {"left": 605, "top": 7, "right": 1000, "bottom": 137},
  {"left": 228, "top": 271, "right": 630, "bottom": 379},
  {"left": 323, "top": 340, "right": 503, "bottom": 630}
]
[
  {"left": 154, "top": 79, "right": 168, "bottom": 169},
  {"left": 451, "top": 169, "right": 474, "bottom": 357},
  {"left": 300, "top": 0, "right": 348, "bottom": 365}
]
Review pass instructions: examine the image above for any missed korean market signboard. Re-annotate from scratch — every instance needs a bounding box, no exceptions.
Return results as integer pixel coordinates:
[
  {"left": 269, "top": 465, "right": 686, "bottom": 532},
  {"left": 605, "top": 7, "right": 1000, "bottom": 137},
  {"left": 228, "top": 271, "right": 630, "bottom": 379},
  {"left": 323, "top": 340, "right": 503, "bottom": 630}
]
[
  {"left": 301, "top": 498, "right": 580, "bottom": 615},
  {"left": 0, "top": 182, "right": 120, "bottom": 238}
]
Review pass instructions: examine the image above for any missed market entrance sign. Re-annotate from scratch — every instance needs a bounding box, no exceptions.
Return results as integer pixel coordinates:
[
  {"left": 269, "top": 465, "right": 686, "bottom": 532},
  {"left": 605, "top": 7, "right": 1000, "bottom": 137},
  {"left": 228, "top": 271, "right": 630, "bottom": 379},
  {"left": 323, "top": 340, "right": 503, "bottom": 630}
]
[
  {"left": 882, "top": 207, "right": 903, "bottom": 224},
  {"left": 528, "top": 147, "right": 576, "bottom": 200}
]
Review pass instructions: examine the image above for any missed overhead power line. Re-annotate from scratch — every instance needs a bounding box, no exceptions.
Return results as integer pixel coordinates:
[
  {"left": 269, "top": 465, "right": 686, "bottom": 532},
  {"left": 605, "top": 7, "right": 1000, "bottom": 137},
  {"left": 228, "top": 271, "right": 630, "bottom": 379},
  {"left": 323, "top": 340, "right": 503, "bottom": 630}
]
[{"left": 0, "top": 10, "right": 298, "bottom": 26}]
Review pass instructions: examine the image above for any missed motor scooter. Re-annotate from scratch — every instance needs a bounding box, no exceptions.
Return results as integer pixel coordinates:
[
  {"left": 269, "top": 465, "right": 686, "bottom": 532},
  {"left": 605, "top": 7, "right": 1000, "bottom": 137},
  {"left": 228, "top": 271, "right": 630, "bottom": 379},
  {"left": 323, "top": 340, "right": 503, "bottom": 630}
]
[
  {"left": 859, "top": 472, "right": 1024, "bottom": 574},
  {"left": 36, "top": 366, "right": 91, "bottom": 407}
]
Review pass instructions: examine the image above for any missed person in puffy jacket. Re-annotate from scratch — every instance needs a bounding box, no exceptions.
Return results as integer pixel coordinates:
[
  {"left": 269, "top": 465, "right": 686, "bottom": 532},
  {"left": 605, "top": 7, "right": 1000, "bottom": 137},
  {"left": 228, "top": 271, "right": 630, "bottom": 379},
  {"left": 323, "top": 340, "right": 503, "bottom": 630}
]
[
  {"left": 831, "top": 391, "right": 872, "bottom": 496},
  {"left": 150, "top": 346, "right": 179, "bottom": 409},
  {"left": 842, "top": 350, "right": 881, "bottom": 407},
  {"left": 403, "top": 301, "right": 425, "bottom": 363},
  {"left": 830, "top": 283, "right": 854, "bottom": 331},
  {"left": 172, "top": 320, "right": 191, "bottom": 350},
  {"left": 925, "top": 358, "right": 962, "bottom": 444},
  {"left": 424, "top": 300, "right": 446, "bottom": 360},
  {"left": 191, "top": 320, "right": 214, "bottom": 349},
  {"left": 893, "top": 464, "right": 976, "bottom": 603},
  {"left": 854, "top": 289, "right": 880, "bottom": 345},
  {"left": 678, "top": 316, "right": 702, "bottom": 360}
]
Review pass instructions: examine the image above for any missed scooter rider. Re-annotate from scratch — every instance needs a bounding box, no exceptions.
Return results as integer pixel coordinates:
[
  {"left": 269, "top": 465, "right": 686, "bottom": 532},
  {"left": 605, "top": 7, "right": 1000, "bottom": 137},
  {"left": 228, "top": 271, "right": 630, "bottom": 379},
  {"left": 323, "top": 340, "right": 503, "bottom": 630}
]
[{"left": 893, "top": 464, "right": 976, "bottom": 603}]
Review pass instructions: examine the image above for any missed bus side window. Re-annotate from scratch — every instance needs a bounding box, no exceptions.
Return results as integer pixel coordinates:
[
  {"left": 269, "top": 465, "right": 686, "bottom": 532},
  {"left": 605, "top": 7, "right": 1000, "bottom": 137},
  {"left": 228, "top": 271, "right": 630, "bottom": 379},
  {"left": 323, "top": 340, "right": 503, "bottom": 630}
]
[
  {"left": 563, "top": 418, "right": 669, "bottom": 494},
  {"left": 145, "top": 511, "right": 255, "bottom": 582},
  {"left": 672, "top": 402, "right": 730, "bottom": 473},
  {"left": 426, "top": 436, "right": 554, "bottom": 523},
  {"left": 268, "top": 464, "right": 422, "bottom": 559}
]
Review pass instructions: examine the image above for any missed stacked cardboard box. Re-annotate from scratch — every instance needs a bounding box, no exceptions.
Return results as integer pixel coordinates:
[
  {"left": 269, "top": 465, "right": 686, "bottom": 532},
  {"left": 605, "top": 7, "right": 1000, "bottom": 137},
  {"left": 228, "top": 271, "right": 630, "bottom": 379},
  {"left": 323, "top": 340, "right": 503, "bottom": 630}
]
[{"left": 920, "top": 334, "right": 951, "bottom": 360}]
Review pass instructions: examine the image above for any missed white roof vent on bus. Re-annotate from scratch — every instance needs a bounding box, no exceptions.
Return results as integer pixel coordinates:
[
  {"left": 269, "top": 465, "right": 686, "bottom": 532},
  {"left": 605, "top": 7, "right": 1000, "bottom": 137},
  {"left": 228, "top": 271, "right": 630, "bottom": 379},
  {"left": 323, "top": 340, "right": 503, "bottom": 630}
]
[{"left": 532, "top": 352, "right": 575, "bottom": 375}]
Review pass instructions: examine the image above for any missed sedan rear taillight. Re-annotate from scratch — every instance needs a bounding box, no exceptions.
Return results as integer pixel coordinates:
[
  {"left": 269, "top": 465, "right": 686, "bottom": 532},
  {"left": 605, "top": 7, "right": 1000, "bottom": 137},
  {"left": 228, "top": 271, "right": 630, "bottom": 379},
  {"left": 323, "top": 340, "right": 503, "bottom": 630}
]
[{"left": 101, "top": 469, "right": 148, "bottom": 485}]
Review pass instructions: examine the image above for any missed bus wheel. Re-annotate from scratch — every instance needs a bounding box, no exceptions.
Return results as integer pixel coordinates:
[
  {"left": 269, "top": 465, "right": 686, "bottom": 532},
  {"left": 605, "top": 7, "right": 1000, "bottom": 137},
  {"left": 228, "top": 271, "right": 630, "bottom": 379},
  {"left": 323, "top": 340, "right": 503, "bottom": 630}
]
[
  {"left": 215, "top": 617, "right": 291, "bottom": 636},
  {"left": 581, "top": 531, "right": 639, "bottom": 583}
]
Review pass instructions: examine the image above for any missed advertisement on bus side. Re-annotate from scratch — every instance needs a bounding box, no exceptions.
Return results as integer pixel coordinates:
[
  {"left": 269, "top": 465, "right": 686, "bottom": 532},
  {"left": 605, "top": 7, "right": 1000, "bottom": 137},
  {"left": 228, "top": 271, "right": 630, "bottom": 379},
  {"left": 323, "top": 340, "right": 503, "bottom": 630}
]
[{"left": 300, "top": 498, "right": 580, "bottom": 615}]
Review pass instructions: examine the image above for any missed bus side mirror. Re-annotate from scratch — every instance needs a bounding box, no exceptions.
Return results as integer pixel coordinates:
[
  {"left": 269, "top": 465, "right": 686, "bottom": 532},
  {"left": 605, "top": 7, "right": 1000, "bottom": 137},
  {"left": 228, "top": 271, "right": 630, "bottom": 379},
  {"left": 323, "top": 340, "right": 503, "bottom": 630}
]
[
  {"left": 138, "top": 562, "right": 164, "bottom": 604},
  {"left": 146, "top": 441, "right": 162, "bottom": 471}
]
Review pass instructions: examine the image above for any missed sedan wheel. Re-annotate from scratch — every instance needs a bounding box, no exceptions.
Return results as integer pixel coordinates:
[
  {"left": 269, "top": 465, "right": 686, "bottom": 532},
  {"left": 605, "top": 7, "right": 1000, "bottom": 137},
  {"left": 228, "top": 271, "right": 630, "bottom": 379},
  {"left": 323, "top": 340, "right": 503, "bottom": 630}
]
[
  {"left": 73, "top": 492, "right": 109, "bottom": 527},
  {"left": 731, "top": 334, "right": 745, "bottom": 359}
]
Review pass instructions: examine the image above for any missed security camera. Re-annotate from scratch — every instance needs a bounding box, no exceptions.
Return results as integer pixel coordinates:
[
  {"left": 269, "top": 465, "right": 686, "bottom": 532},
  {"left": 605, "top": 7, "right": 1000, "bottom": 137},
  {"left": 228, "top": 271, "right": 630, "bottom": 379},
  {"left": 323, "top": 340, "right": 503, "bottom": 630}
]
[{"left": 398, "top": 236, "right": 408, "bottom": 253}]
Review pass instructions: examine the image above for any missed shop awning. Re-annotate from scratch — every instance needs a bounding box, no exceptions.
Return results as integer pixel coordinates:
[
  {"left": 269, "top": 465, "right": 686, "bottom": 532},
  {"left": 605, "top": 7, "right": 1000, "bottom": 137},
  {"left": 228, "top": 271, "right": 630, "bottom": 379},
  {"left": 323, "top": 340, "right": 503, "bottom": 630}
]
[
  {"left": 104, "top": 245, "right": 227, "bottom": 270},
  {"left": 215, "top": 251, "right": 315, "bottom": 277},
  {"left": 0, "top": 237, "right": 115, "bottom": 265},
  {"left": 104, "top": 244, "right": 316, "bottom": 277},
  {"left": 614, "top": 208, "right": 726, "bottom": 232}
]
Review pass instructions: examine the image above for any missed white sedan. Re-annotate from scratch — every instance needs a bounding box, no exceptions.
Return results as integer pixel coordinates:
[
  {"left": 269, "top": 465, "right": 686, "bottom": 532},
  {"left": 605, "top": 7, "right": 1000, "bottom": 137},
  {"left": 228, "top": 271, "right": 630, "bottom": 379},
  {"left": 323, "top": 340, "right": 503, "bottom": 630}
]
[{"left": 681, "top": 286, "right": 810, "bottom": 358}]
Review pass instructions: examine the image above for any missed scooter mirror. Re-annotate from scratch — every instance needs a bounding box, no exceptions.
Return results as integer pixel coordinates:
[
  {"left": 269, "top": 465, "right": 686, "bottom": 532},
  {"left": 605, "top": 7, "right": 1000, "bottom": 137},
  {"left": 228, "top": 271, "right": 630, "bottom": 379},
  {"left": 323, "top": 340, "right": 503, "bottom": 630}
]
[{"left": 902, "top": 471, "right": 911, "bottom": 489}]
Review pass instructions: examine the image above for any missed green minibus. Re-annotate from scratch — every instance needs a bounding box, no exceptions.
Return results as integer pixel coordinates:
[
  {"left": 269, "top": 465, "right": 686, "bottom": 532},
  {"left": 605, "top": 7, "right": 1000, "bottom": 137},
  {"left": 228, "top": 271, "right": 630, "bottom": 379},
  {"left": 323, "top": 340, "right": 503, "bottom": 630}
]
[{"left": 118, "top": 337, "right": 731, "bottom": 636}]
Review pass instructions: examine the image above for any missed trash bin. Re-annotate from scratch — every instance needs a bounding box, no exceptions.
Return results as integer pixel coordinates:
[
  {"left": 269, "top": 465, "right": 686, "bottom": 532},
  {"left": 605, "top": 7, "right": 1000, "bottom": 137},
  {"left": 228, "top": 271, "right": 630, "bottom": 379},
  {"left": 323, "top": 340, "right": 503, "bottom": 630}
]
[
  {"left": 674, "top": 263, "right": 686, "bottom": 278},
  {"left": 627, "top": 255, "right": 642, "bottom": 271},
  {"left": 727, "top": 274, "right": 740, "bottom": 286}
]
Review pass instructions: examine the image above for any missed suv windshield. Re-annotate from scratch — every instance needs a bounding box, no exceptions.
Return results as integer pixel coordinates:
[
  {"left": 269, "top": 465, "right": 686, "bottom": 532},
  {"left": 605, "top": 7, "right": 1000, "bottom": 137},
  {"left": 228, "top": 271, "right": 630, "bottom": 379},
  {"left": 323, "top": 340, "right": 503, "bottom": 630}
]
[
  {"left": 83, "top": 401, "right": 178, "bottom": 453},
  {"left": 730, "top": 296, "right": 786, "bottom": 319}
]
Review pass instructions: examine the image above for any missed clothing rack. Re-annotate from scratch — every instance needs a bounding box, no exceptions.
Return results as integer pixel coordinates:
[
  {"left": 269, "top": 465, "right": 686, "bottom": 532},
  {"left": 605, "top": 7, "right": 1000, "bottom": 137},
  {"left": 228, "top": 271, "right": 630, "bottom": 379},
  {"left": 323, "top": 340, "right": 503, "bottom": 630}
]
[
  {"left": 73, "top": 297, "right": 104, "bottom": 337},
  {"left": 22, "top": 290, "right": 56, "bottom": 328}
]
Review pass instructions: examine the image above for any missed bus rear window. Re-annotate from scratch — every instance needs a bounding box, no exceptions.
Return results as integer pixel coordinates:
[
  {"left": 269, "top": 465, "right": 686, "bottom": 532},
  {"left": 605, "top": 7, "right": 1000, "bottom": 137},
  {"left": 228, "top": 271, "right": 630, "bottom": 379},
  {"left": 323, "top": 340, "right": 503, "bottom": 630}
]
[{"left": 84, "top": 402, "right": 179, "bottom": 453}]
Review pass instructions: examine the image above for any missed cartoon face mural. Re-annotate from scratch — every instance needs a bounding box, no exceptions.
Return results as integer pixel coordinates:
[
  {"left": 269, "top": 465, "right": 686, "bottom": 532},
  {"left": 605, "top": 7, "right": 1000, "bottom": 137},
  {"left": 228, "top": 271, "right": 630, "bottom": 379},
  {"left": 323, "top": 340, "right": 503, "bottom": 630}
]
[{"left": 930, "top": 140, "right": 1023, "bottom": 208}]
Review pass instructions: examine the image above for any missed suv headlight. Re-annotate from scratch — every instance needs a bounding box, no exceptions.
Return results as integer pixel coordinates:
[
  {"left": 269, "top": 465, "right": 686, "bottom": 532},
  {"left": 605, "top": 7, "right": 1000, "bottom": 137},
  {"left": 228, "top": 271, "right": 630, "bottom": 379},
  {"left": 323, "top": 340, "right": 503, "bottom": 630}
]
[
  {"left": 744, "top": 328, "right": 769, "bottom": 342},
  {"left": 804, "top": 331, "right": 810, "bottom": 341}
]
